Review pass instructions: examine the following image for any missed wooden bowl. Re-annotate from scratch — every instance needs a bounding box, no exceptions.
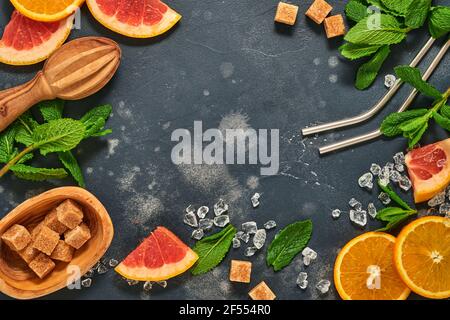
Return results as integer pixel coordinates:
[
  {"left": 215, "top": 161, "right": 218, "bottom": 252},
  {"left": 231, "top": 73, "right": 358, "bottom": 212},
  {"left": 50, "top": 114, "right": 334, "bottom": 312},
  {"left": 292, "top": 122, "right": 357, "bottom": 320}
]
[{"left": 0, "top": 187, "right": 114, "bottom": 299}]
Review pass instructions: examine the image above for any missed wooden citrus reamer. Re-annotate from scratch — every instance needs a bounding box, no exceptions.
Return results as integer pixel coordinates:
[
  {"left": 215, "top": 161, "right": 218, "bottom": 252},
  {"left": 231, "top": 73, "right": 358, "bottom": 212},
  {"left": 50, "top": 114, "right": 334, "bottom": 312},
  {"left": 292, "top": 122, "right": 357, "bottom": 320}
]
[{"left": 0, "top": 37, "right": 121, "bottom": 133}]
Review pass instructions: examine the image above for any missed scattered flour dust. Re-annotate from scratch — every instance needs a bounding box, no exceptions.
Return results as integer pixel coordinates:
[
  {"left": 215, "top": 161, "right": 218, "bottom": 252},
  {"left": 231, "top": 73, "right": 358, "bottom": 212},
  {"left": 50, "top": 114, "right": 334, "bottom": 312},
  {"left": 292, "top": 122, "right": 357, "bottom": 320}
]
[
  {"left": 329, "top": 74, "right": 338, "bottom": 83},
  {"left": 184, "top": 265, "right": 231, "bottom": 299},
  {"left": 218, "top": 110, "right": 253, "bottom": 146},
  {"left": 107, "top": 139, "right": 120, "bottom": 158},
  {"left": 117, "top": 101, "right": 133, "bottom": 120},
  {"left": 0, "top": 185, "right": 4, "bottom": 194},
  {"left": 328, "top": 56, "right": 339, "bottom": 68},
  {"left": 117, "top": 166, "right": 141, "bottom": 192},
  {"left": 127, "top": 194, "right": 163, "bottom": 226},
  {"left": 220, "top": 62, "right": 234, "bottom": 79},
  {"left": 246, "top": 176, "right": 260, "bottom": 190}
]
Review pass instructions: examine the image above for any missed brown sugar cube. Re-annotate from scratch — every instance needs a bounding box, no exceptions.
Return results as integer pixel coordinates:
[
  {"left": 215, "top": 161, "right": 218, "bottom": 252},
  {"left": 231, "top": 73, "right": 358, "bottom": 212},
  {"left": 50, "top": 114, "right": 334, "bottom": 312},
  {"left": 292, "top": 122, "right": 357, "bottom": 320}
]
[
  {"left": 64, "top": 223, "right": 91, "bottom": 249},
  {"left": 50, "top": 240, "right": 74, "bottom": 262},
  {"left": 29, "top": 223, "right": 43, "bottom": 240},
  {"left": 18, "top": 243, "right": 40, "bottom": 264},
  {"left": 43, "top": 208, "right": 68, "bottom": 234},
  {"left": 324, "top": 15, "right": 346, "bottom": 38},
  {"left": 28, "top": 253, "right": 55, "bottom": 279},
  {"left": 305, "top": 0, "right": 333, "bottom": 24},
  {"left": 249, "top": 281, "right": 276, "bottom": 300},
  {"left": 1, "top": 224, "right": 31, "bottom": 251},
  {"left": 229, "top": 260, "right": 252, "bottom": 283},
  {"left": 32, "top": 226, "right": 60, "bottom": 255},
  {"left": 274, "top": 2, "right": 299, "bottom": 26},
  {"left": 56, "top": 199, "right": 84, "bottom": 229}
]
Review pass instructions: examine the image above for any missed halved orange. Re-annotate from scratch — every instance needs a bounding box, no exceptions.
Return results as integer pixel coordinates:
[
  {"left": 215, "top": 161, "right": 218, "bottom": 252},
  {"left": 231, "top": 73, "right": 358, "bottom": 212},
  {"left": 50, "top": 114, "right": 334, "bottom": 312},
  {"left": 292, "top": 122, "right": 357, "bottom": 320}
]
[
  {"left": 10, "top": 0, "right": 85, "bottom": 22},
  {"left": 395, "top": 216, "right": 450, "bottom": 299},
  {"left": 334, "top": 232, "right": 410, "bottom": 300},
  {"left": 86, "top": 0, "right": 181, "bottom": 38},
  {"left": 405, "top": 138, "right": 450, "bottom": 203}
]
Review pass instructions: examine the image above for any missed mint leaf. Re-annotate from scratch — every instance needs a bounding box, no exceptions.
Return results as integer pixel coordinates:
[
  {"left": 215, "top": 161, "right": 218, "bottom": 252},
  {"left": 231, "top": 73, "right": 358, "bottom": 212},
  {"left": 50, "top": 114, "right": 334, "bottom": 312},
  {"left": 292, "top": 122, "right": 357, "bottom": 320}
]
[
  {"left": 394, "top": 66, "right": 442, "bottom": 99},
  {"left": 339, "top": 43, "right": 382, "bottom": 60},
  {"left": 80, "top": 105, "right": 112, "bottom": 138},
  {"left": 381, "top": 0, "right": 413, "bottom": 15},
  {"left": 433, "top": 111, "right": 450, "bottom": 131},
  {"left": 344, "top": 15, "right": 407, "bottom": 45},
  {"left": 17, "top": 153, "right": 33, "bottom": 164},
  {"left": 399, "top": 116, "right": 428, "bottom": 132},
  {"left": 355, "top": 45, "right": 390, "bottom": 90},
  {"left": 38, "top": 99, "right": 64, "bottom": 122},
  {"left": 32, "top": 119, "right": 85, "bottom": 156},
  {"left": 191, "top": 225, "right": 236, "bottom": 275},
  {"left": 91, "top": 129, "right": 112, "bottom": 137},
  {"left": 406, "top": 121, "right": 428, "bottom": 148},
  {"left": 376, "top": 207, "right": 411, "bottom": 222},
  {"left": 58, "top": 151, "right": 85, "bottom": 188},
  {"left": 377, "top": 180, "right": 413, "bottom": 210},
  {"left": 10, "top": 164, "right": 67, "bottom": 181},
  {"left": 441, "top": 105, "right": 450, "bottom": 119},
  {"left": 380, "top": 109, "right": 428, "bottom": 136},
  {"left": 377, "top": 213, "right": 413, "bottom": 231},
  {"left": 367, "top": 0, "right": 406, "bottom": 16},
  {"left": 405, "top": 0, "right": 432, "bottom": 29},
  {"left": 84, "top": 117, "right": 106, "bottom": 138},
  {"left": 428, "top": 6, "right": 450, "bottom": 39},
  {"left": 346, "top": 0, "right": 369, "bottom": 22},
  {"left": 267, "top": 219, "right": 312, "bottom": 271},
  {"left": 0, "top": 125, "right": 17, "bottom": 163},
  {"left": 15, "top": 112, "right": 38, "bottom": 146}
]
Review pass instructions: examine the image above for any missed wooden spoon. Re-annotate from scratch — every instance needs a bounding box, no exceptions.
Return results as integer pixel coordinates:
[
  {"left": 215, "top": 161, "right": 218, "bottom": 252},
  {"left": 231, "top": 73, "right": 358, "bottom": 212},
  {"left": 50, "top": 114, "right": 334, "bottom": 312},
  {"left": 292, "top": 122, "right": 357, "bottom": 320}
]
[
  {"left": 0, "top": 187, "right": 114, "bottom": 300},
  {"left": 0, "top": 37, "right": 121, "bottom": 133}
]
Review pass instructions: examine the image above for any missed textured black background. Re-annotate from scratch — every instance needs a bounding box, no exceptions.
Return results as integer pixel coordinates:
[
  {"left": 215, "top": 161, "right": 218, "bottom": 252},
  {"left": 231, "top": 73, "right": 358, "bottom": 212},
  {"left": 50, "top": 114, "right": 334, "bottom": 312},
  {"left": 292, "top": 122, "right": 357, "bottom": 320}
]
[{"left": 0, "top": 0, "right": 449, "bottom": 300}]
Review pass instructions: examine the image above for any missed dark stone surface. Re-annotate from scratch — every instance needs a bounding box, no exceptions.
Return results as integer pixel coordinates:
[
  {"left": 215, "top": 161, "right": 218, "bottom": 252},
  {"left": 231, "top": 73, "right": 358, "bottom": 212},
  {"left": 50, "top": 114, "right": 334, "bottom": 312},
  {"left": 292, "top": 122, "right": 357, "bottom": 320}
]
[{"left": 0, "top": 1, "right": 448, "bottom": 300}]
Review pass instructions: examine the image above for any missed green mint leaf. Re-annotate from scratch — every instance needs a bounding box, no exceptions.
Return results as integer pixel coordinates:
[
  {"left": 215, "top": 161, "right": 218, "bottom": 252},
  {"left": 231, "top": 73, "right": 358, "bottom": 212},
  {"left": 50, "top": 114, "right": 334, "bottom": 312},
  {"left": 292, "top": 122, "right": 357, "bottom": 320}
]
[
  {"left": 0, "top": 125, "right": 17, "bottom": 163},
  {"left": 441, "top": 105, "right": 450, "bottom": 119},
  {"left": 377, "top": 180, "right": 413, "bottom": 210},
  {"left": 398, "top": 116, "right": 428, "bottom": 132},
  {"left": 428, "top": 6, "right": 450, "bottom": 39},
  {"left": 17, "top": 153, "right": 33, "bottom": 164},
  {"left": 355, "top": 45, "right": 390, "bottom": 90},
  {"left": 38, "top": 99, "right": 64, "bottom": 122},
  {"left": 394, "top": 66, "right": 442, "bottom": 99},
  {"left": 339, "top": 43, "right": 382, "bottom": 60},
  {"left": 32, "top": 119, "right": 85, "bottom": 156},
  {"left": 367, "top": 0, "right": 406, "bottom": 16},
  {"left": 377, "top": 213, "right": 413, "bottom": 231},
  {"left": 406, "top": 121, "right": 428, "bottom": 148},
  {"left": 380, "top": 109, "right": 428, "bottom": 136},
  {"left": 433, "top": 111, "right": 450, "bottom": 131},
  {"left": 15, "top": 112, "right": 39, "bottom": 146},
  {"left": 344, "top": 15, "right": 407, "bottom": 45},
  {"left": 80, "top": 104, "right": 112, "bottom": 126},
  {"left": 91, "top": 129, "right": 112, "bottom": 137},
  {"left": 381, "top": 0, "right": 413, "bottom": 15},
  {"left": 84, "top": 117, "right": 106, "bottom": 138},
  {"left": 376, "top": 207, "right": 409, "bottom": 221},
  {"left": 58, "top": 151, "right": 85, "bottom": 188},
  {"left": 405, "top": 0, "right": 432, "bottom": 29},
  {"left": 10, "top": 164, "right": 67, "bottom": 181},
  {"left": 191, "top": 225, "right": 236, "bottom": 275},
  {"left": 346, "top": 0, "right": 369, "bottom": 22},
  {"left": 267, "top": 219, "right": 312, "bottom": 271}
]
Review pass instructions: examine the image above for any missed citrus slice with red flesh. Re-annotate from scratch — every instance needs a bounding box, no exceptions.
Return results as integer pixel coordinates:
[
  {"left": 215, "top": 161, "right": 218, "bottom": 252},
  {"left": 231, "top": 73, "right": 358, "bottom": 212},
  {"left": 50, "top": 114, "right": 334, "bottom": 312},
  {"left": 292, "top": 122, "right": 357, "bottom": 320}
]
[
  {"left": 405, "top": 138, "right": 450, "bottom": 203},
  {"left": 115, "top": 226, "right": 198, "bottom": 281},
  {"left": 86, "top": 0, "right": 181, "bottom": 38},
  {"left": 10, "top": 0, "right": 84, "bottom": 22},
  {"left": 0, "top": 11, "right": 74, "bottom": 66}
]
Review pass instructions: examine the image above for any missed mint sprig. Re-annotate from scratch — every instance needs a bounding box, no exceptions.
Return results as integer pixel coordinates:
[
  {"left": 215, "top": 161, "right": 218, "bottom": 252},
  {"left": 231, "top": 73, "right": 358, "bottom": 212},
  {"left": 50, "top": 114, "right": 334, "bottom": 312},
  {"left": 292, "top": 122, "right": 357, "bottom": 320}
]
[
  {"left": 380, "top": 66, "right": 450, "bottom": 148},
  {"left": 0, "top": 100, "right": 113, "bottom": 186}
]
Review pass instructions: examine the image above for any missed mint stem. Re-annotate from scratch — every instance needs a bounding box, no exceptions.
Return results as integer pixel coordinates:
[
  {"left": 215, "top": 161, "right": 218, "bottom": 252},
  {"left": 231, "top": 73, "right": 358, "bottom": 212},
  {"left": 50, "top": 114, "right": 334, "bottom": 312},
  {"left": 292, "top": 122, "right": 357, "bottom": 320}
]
[{"left": 0, "top": 145, "right": 35, "bottom": 178}]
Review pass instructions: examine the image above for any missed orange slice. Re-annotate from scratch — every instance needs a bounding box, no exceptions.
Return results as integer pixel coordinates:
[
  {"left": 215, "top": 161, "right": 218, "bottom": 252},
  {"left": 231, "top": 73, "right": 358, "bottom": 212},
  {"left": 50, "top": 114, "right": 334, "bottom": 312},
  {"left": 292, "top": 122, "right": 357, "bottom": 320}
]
[
  {"left": 395, "top": 216, "right": 450, "bottom": 299},
  {"left": 86, "top": 0, "right": 181, "bottom": 38},
  {"left": 115, "top": 226, "right": 198, "bottom": 281},
  {"left": 405, "top": 138, "right": 450, "bottom": 203},
  {"left": 334, "top": 232, "right": 410, "bottom": 300},
  {"left": 0, "top": 11, "right": 74, "bottom": 66},
  {"left": 10, "top": 0, "right": 84, "bottom": 22}
]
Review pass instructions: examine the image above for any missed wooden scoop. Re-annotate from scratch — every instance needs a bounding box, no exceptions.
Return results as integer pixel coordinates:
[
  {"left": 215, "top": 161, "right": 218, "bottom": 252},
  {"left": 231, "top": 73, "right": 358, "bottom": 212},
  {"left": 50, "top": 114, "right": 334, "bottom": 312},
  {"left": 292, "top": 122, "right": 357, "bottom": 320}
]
[{"left": 0, "top": 37, "right": 121, "bottom": 133}]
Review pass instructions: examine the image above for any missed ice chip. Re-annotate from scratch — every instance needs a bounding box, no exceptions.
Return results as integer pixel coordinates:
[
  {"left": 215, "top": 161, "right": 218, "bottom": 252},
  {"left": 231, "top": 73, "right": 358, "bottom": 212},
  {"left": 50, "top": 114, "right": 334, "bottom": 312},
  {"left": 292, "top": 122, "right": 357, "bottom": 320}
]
[
  {"left": 183, "top": 212, "right": 198, "bottom": 228},
  {"left": 358, "top": 172, "right": 373, "bottom": 190},
  {"left": 385, "top": 162, "right": 394, "bottom": 170},
  {"left": 389, "top": 170, "right": 402, "bottom": 183},
  {"left": 296, "top": 272, "right": 308, "bottom": 290},
  {"left": 242, "top": 221, "right": 258, "bottom": 234},
  {"left": 264, "top": 220, "right": 277, "bottom": 229},
  {"left": 302, "top": 247, "right": 318, "bottom": 260},
  {"left": 253, "top": 229, "right": 267, "bottom": 249},
  {"left": 428, "top": 191, "right": 446, "bottom": 207},
  {"left": 316, "top": 279, "right": 331, "bottom": 294},
  {"left": 83, "top": 269, "right": 95, "bottom": 278},
  {"left": 367, "top": 203, "right": 377, "bottom": 219},
  {"left": 191, "top": 229, "right": 204, "bottom": 240},
  {"left": 251, "top": 193, "right": 261, "bottom": 208},
  {"left": 350, "top": 209, "right": 367, "bottom": 227},
  {"left": 303, "top": 256, "right": 312, "bottom": 266},
  {"left": 185, "top": 204, "right": 195, "bottom": 214},
  {"left": 81, "top": 278, "right": 92, "bottom": 288},
  {"left": 244, "top": 246, "right": 258, "bottom": 257},
  {"left": 439, "top": 203, "right": 450, "bottom": 216},
  {"left": 393, "top": 152, "right": 405, "bottom": 165},
  {"left": 395, "top": 163, "right": 404, "bottom": 172},
  {"left": 97, "top": 263, "right": 108, "bottom": 274},
  {"left": 213, "top": 215, "right": 230, "bottom": 227},
  {"left": 349, "top": 198, "right": 362, "bottom": 210},
  {"left": 384, "top": 74, "right": 396, "bottom": 88},
  {"left": 143, "top": 281, "right": 153, "bottom": 292},
  {"left": 108, "top": 259, "right": 119, "bottom": 268},
  {"left": 232, "top": 237, "right": 241, "bottom": 248},
  {"left": 199, "top": 218, "right": 214, "bottom": 231},
  {"left": 378, "top": 192, "right": 391, "bottom": 205},
  {"left": 214, "top": 199, "right": 229, "bottom": 216},
  {"left": 157, "top": 281, "right": 167, "bottom": 288},
  {"left": 197, "top": 206, "right": 209, "bottom": 219},
  {"left": 331, "top": 209, "right": 341, "bottom": 219},
  {"left": 239, "top": 232, "right": 250, "bottom": 243},
  {"left": 127, "top": 279, "right": 139, "bottom": 286},
  {"left": 399, "top": 175, "right": 412, "bottom": 191},
  {"left": 370, "top": 163, "right": 381, "bottom": 176}
]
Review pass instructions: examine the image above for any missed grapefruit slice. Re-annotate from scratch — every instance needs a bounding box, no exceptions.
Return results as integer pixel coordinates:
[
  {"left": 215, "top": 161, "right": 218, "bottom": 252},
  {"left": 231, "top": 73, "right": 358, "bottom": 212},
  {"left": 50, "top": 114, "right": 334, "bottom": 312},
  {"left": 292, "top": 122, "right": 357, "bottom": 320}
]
[
  {"left": 334, "top": 232, "right": 410, "bottom": 300},
  {"left": 115, "top": 226, "right": 198, "bottom": 281},
  {"left": 86, "top": 0, "right": 181, "bottom": 38},
  {"left": 10, "top": 0, "right": 84, "bottom": 22},
  {"left": 0, "top": 11, "right": 74, "bottom": 66},
  {"left": 405, "top": 138, "right": 450, "bottom": 203}
]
